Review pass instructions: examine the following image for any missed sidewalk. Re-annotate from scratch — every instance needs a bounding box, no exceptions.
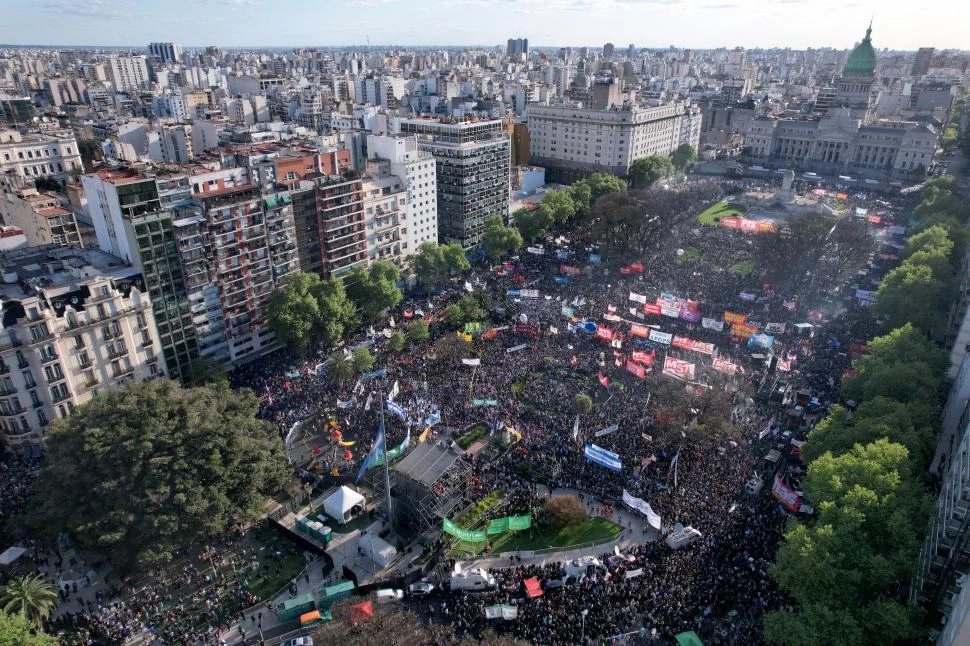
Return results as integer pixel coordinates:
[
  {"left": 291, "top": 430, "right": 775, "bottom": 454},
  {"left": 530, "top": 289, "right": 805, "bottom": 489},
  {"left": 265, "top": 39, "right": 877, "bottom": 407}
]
[{"left": 461, "top": 486, "right": 658, "bottom": 571}]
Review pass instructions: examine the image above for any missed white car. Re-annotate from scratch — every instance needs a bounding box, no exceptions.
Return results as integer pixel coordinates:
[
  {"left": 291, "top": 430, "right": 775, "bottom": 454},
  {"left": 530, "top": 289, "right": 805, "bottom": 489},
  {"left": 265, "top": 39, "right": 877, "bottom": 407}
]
[
  {"left": 376, "top": 588, "right": 404, "bottom": 604},
  {"left": 565, "top": 556, "right": 606, "bottom": 578},
  {"left": 408, "top": 581, "right": 435, "bottom": 597},
  {"left": 281, "top": 638, "right": 313, "bottom": 646}
]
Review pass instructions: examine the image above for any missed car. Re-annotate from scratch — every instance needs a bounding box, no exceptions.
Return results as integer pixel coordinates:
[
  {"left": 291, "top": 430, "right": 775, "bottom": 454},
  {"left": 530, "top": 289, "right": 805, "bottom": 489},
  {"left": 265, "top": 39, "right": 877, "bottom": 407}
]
[
  {"left": 281, "top": 638, "right": 314, "bottom": 646},
  {"left": 408, "top": 581, "right": 435, "bottom": 597},
  {"left": 376, "top": 588, "right": 404, "bottom": 604}
]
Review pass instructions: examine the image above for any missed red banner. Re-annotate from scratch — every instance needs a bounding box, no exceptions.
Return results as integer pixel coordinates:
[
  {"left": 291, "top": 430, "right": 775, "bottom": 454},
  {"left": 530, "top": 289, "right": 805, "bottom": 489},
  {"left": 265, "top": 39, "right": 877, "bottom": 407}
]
[
  {"left": 560, "top": 265, "right": 581, "bottom": 276},
  {"left": 598, "top": 371, "right": 609, "bottom": 387},
  {"left": 595, "top": 326, "right": 614, "bottom": 342},
  {"left": 515, "top": 323, "right": 541, "bottom": 339},
  {"left": 724, "top": 311, "right": 747, "bottom": 325},
  {"left": 662, "top": 357, "right": 696, "bottom": 381},
  {"left": 630, "top": 323, "right": 650, "bottom": 337},
  {"left": 631, "top": 351, "right": 655, "bottom": 366},
  {"left": 625, "top": 359, "right": 646, "bottom": 379},
  {"left": 731, "top": 323, "right": 758, "bottom": 339},
  {"left": 672, "top": 336, "right": 694, "bottom": 351},
  {"left": 713, "top": 357, "right": 738, "bottom": 375},
  {"left": 643, "top": 303, "right": 662, "bottom": 316},
  {"left": 772, "top": 473, "right": 800, "bottom": 512}
]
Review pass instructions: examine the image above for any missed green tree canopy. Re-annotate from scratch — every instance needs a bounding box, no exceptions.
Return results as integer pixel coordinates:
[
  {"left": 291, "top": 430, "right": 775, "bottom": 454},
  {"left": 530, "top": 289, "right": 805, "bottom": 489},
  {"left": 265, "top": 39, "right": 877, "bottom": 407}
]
[
  {"left": 388, "top": 332, "right": 405, "bottom": 353},
  {"left": 411, "top": 242, "right": 469, "bottom": 291},
  {"left": 513, "top": 209, "right": 544, "bottom": 244},
  {"left": 268, "top": 271, "right": 323, "bottom": 353},
  {"left": 29, "top": 381, "right": 288, "bottom": 573},
  {"left": 541, "top": 190, "right": 577, "bottom": 226},
  {"left": 629, "top": 156, "right": 673, "bottom": 189},
  {"left": 671, "top": 143, "right": 697, "bottom": 171},
  {"left": 567, "top": 181, "right": 593, "bottom": 218},
  {"left": 872, "top": 260, "right": 949, "bottom": 334},
  {"left": 0, "top": 610, "right": 57, "bottom": 645},
  {"left": 842, "top": 324, "right": 946, "bottom": 407},
  {"left": 352, "top": 346, "right": 375, "bottom": 374},
  {"left": 329, "top": 350, "right": 356, "bottom": 381},
  {"left": 482, "top": 217, "right": 524, "bottom": 260},
  {"left": 344, "top": 261, "right": 403, "bottom": 321},
  {"left": 573, "top": 393, "right": 593, "bottom": 414},
  {"left": 407, "top": 319, "right": 430, "bottom": 343},
  {"left": 584, "top": 172, "right": 626, "bottom": 201},
  {"left": 0, "top": 575, "right": 58, "bottom": 627}
]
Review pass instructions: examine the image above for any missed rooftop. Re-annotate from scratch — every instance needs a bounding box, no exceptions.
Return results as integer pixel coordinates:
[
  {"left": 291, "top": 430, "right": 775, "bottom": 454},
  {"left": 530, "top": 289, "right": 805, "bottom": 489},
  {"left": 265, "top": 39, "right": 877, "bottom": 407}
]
[{"left": 0, "top": 244, "right": 136, "bottom": 302}]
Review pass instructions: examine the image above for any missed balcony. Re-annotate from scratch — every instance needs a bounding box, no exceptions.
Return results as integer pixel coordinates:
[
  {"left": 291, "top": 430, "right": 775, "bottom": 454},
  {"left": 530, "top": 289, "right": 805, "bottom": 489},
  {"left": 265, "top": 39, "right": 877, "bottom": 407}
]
[
  {"left": 0, "top": 385, "right": 17, "bottom": 396},
  {"left": 112, "top": 366, "right": 135, "bottom": 379},
  {"left": 107, "top": 345, "right": 129, "bottom": 360},
  {"left": 84, "top": 377, "right": 99, "bottom": 388},
  {"left": 0, "top": 364, "right": 9, "bottom": 376},
  {"left": 52, "top": 391, "right": 72, "bottom": 404},
  {"left": 39, "top": 352, "right": 59, "bottom": 365}
]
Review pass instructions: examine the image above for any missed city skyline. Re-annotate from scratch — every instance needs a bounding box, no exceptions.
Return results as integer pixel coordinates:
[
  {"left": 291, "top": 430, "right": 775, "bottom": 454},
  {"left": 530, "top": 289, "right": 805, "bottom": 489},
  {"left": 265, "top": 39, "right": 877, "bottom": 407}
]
[{"left": 6, "top": 0, "right": 969, "bottom": 51}]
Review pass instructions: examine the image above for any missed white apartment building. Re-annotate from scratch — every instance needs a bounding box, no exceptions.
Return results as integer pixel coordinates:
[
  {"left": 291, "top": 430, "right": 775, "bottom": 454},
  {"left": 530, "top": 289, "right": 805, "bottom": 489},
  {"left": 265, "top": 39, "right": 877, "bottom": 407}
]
[
  {"left": 108, "top": 55, "right": 150, "bottom": 92},
  {"left": 0, "top": 187, "right": 83, "bottom": 248},
  {"left": 367, "top": 134, "right": 438, "bottom": 251},
  {"left": 526, "top": 101, "right": 702, "bottom": 183},
  {"left": 361, "top": 171, "right": 406, "bottom": 267},
  {"left": 0, "top": 129, "right": 84, "bottom": 180},
  {"left": 0, "top": 245, "right": 164, "bottom": 450}
]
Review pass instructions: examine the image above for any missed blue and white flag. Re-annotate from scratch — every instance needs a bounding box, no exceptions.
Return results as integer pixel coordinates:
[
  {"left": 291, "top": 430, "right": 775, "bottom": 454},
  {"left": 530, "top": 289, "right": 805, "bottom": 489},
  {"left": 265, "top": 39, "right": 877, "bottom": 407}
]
[
  {"left": 425, "top": 411, "right": 442, "bottom": 427},
  {"left": 386, "top": 400, "right": 407, "bottom": 421},
  {"left": 356, "top": 425, "right": 385, "bottom": 482},
  {"left": 584, "top": 443, "right": 622, "bottom": 472},
  {"left": 337, "top": 398, "right": 356, "bottom": 409}
]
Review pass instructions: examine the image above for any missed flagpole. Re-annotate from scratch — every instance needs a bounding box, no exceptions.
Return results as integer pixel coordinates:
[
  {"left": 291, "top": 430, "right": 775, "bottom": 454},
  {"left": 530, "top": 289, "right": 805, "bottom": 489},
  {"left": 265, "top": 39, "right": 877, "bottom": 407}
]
[{"left": 380, "top": 382, "right": 393, "bottom": 528}]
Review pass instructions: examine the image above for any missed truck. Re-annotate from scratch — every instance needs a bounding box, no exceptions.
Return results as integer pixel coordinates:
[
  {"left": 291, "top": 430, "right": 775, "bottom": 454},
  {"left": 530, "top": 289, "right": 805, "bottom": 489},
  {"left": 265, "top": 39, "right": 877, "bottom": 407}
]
[{"left": 450, "top": 564, "right": 496, "bottom": 591}]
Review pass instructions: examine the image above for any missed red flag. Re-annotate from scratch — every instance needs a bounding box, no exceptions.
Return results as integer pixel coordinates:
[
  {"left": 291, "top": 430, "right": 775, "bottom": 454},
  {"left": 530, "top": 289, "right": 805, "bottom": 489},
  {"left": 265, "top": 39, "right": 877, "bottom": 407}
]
[
  {"left": 598, "top": 371, "right": 609, "bottom": 387},
  {"left": 625, "top": 360, "right": 646, "bottom": 379}
]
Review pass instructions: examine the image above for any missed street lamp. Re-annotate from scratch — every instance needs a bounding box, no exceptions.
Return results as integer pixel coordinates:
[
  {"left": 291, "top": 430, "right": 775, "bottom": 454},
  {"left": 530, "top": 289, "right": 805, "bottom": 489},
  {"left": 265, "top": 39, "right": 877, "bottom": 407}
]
[{"left": 580, "top": 608, "right": 589, "bottom": 645}]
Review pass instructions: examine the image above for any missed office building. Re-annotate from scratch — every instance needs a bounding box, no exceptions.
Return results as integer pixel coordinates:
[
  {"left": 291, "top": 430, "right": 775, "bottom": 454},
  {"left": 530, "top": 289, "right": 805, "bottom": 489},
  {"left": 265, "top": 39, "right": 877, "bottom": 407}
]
[
  {"left": 0, "top": 244, "right": 164, "bottom": 450},
  {"left": 148, "top": 42, "right": 184, "bottom": 64},
  {"left": 507, "top": 38, "right": 529, "bottom": 58},
  {"left": 527, "top": 100, "right": 702, "bottom": 183},
  {"left": 0, "top": 129, "right": 84, "bottom": 181},
  {"left": 398, "top": 118, "right": 510, "bottom": 250},
  {"left": 108, "top": 55, "right": 150, "bottom": 92}
]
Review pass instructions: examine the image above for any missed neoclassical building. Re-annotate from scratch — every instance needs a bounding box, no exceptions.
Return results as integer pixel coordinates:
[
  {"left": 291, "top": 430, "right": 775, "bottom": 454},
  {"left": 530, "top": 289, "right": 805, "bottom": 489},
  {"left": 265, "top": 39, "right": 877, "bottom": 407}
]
[{"left": 743, "top": 26, "right": 938, "bottom": 180}]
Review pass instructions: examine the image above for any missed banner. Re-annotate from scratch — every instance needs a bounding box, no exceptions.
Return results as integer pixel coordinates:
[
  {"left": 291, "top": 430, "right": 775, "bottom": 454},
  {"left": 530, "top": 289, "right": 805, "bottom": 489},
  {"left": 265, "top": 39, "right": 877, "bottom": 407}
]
[
  {"left": 629, "top": 292, "right": 647, "bottom": 304},
  {"left": 443, "top": 518, "right": 487, "bottom": 542},
  {"left": 386, "top": 400, "right": 407, "bottom": 421},
  {"left": 739, "top": 291, "right": 757, "bottom": 302},
  {"left": 472, "top": 399, "right": 499, "bottom": 407},
  {"left": 573, "top": 413, "right": 581, "bottom": 440},
  {"left": 625, "top": 568, "right": 644, "bottom": 580},
  {"left": 560, "top": 265, "right": 581, "bottom": 276},
  {"left": 783, "top": 300, "right": 796, "bottom": 310},
  {"left": 462, "top": 358, "right": 481, "bottom": 366},
  {"left": 660, "top": 305, "right": 680, "bottom": 319},
  {"left": 631, "top": 350, "right": 655, "bottom": 366},
  {"left": 337, "top": 398, "right": 356, "bottom": 409},
  {"left": 673, "top": 337, "right": 715, "bottom": 355},
  {"left": 561, "top": 305, "right": 575, "bottom": 318},
  {"left": 519, "top": 289, "right": 540, "bottom": 300},
  {"left": 361, "top": 368, "right": 388, "bottom": 381},
  {"left": 731, "top": 323, "right": 758, "bottom": 339},
  {"left": 625, "top": 359, "right": 646, "bottom": 379},
  {"left": 501, "top": 605, "right": 518, "bottom": 620},
  {"left": 724, "top": 311, "right": 747, "bottom": 325},
  {"left": 713, "top": 357, "right": 738, "bottom": 375},
  {"left": 595, "top": 326, "right": 614, "bottom": 342},
  {"left": 701, "top": 317, "right": 724, "bottom": 332},
  {"left": 584, "top": 443, "right": 622, "bottom": 472},
  {"left": 514, "top": 322, "right": 541, "bottom": 339},
  {"left": 589, "top": 253, "right": 603, "bottom": 264},
  {"left": 649, "top": 329, "right": 672, "bottom": 345},
  {"left": 507, "top": 343, "right": 529, "bottom": 354},
  {"left": 765, "top": 322, "right": 786, "bottom": 334},
  {"left": 487, "top": 517, "right": 509, "bottom": 535},
  {"left": 622, "top": 489, "right": 662, "bottom": 531},
  {"left": 508, "top": 515, "right": 532, "bottom": 530},
  {"left": 598, "top": 371, "right": 609, "bottom": 388},
  {"left": 643, "top": 303, "right": 662, "bottom": 316},
  {"left": 855, "top": 289, "right": 876, "bottom": 303},
  {"left": 356, "top": 424, "right": 385, "bottom": 482},
  {"left": 662, "top": 357, "right": 696, "bottom": 381},
  {"left": 679, "top": 309, "right": 701, "bottom": 324},
  {"left": 464, "top": 322, "right": 485, "bottom": 334},
  {"left": 485, "top": 606, "right": 502, "bottom": 620},
  {"left": 526, "top": 246, "right": 544, "bottom": 255},
  {"left": 772, "top": 473, "right": 800, "bottom": 512},
  {"left": 747, "top": 333, "right": 775, "bottom": 349},
  {"left": 425, "top": 411, "right": 442, "bottom": 426},
  {"left": 595, "top": 424, "right": 619, "bottom": 437},
  {"left": 630, "top": 323, "right": 649, "bottom": 337}
]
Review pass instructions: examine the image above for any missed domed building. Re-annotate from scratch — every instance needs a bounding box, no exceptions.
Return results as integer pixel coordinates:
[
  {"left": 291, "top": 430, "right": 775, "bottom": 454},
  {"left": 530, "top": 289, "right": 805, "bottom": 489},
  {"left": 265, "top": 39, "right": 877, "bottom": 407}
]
[{"left": 833, "top": 23, "right": 880, "bottom": 122}]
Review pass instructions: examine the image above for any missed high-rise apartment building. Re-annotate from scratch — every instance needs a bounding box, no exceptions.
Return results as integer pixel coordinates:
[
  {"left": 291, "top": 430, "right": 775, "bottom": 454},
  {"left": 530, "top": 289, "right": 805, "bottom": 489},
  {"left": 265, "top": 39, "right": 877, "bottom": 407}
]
[
  {"left": 0, "top": 129, "right": 84, "bottom": 181},
  {"left": 148, "top": 42, "right": 184, "bottom": 64},
  {"left": 108, "top": 55, "right": 150, "bottom": 92},
  {"left": 912, "top": 47, "right": 935, "bottom": 77},
  {"left": 0, "top": 187, "right": 83, "bottom": 248},
  {"left": 0, "top": 244, "right": 164, "bottom": 450},
  {"left": 397, "top": 118, "right": 510, "bottom": 251},
  {"left": 506, "top": 38, "right": 529, "bottom": 58},
  {"left": 603, "top": 43, "right": 615, "bottom": 60},
  {"left": 366, "top": 134, "right": 438, "bottom": 253}
]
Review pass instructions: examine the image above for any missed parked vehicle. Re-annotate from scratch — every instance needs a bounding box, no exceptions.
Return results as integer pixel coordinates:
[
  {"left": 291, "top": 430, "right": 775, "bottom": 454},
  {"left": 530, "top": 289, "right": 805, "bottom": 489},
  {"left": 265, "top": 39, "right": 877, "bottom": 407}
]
[
  {"left": 376, "top": 588, "right": 404, "bottom": 604},
  {"left": 450, "top": 564, "right": 496, "bottom": 590},
  {"left": 408, "top": 581, "right": 435, "bottom": 597}
]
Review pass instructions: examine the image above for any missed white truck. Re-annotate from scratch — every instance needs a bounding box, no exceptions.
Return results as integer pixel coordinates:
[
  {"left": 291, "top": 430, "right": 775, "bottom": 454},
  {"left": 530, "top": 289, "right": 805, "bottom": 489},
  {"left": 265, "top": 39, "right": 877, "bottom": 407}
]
[{"left": 450, "top": 564, "right": 496, "bottom": 591}]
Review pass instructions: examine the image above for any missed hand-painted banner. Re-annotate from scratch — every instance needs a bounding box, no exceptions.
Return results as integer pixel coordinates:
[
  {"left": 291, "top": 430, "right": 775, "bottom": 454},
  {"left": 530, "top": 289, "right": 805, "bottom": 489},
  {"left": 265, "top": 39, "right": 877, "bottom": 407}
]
[
  {"left": 625, "top": 360, "right": 646, "bottom": 379},
  {"left": 631, "top": 350, "right": 655, "bottom": 366},
  {"left": 630, "top": 323, "right": 650, "bottom": 337},
  {"left": 772, "top": 473, "right": 800, "bottom": 512},
  {"left": 712, "top": 357, "right": 738, "bottom": 375},
  {"left": 731, "top": 323, "right": 758, "bottom": 339},
  {"left": 649, "top": 329, "right": 673, "bottom": 345},
  {"left": 515, "top": 322, "right": 541, "bottom": 339},
  {"left": 622, "top": 489, "right": 662, "bottom": 531},
  {"left": 724, "top": 311, "right": 747, "bottom": 325},
  {"left": 629, "top": 292, "right": 647, "bottom": 304},
  {"left": 662, "top": 357, "right": 696, "bottom": 381},
  {"left": 679, "top": 309, "right": 701, "bottom": 324},
  {"left": 643, "top": 303, "right": 662, "bottom": 316},
  {"left": 584, "top": 443, "right": 623, "bottom": 472},
  {"left": 701, "top": 317, "right": 724, "bottom": 332},
  {"left": 765, "top": 322, "right": 786, "bottom": 334}
]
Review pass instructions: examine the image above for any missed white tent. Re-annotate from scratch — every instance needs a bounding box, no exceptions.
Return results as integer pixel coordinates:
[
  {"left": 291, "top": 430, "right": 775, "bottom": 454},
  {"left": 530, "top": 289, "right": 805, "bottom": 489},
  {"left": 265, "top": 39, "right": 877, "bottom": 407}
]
[
  {"left": 358, "top": 532, "right": 397, "bottom": 568},
  {"left": 0, "top": 546, "right": 26, "bottom": 566},
  {"left": 322, "top": 486, "right": 366, "bottom": 525}
]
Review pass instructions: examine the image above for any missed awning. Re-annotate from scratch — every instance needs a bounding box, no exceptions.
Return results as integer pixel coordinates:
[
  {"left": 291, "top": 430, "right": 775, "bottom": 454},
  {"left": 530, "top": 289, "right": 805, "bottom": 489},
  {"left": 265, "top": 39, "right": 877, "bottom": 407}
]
[{"left": 524, "top": 577, "right": 543, "bottom": 598}]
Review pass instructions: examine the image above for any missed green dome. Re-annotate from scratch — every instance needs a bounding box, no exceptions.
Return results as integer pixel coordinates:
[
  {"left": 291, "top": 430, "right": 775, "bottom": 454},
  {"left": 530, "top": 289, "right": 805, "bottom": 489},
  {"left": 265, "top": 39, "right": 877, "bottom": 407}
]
[{"left": 843, "top": 25, "right": 876, "bottom": 75}]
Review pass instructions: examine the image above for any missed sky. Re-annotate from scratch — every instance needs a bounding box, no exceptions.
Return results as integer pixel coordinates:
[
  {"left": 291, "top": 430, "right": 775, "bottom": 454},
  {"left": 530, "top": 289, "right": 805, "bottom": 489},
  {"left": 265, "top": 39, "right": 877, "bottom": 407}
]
[{"left": 5, "top": 0, "right": 968, "bottom": 51}]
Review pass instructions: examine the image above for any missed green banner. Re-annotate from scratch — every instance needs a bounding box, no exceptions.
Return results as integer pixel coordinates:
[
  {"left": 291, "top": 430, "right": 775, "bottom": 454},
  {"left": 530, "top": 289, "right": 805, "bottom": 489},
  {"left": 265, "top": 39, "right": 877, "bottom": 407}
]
[
  {"left": 508, "top": 515, "right": 532, "bottom": 530},
  {"left": 472, "top": 399, "right": 499, "bottom": 407},
  {"left": 443, "top": 518, "right": 487, "bottom": 542},
  {"left": 464, "top": 322, "right": 485, "bottom": 334},
  {"left": 486, "top": 517, "right": 509, "bottom": 535}
]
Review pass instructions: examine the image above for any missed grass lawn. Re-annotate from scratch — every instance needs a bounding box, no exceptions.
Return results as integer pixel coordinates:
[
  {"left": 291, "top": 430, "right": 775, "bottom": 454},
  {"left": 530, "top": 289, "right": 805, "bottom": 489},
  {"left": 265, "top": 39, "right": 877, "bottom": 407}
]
[
  {"left": 456, "top": 424, "right": 487, "bottom": 450},
  {"left": 488, "top": 516, "right": 623, "bottom": 553},
  {"left": 697, "top": 200, "right": 745, "bottom": 226},
  {"left": 730, "top": 259, "right": 757, "bottom": 277},
  {"left": 676, "top": 247, "right": 701, "bottom": 263},
  {"left": 246, "top": 547, "right": 306, "bottom": 601}
]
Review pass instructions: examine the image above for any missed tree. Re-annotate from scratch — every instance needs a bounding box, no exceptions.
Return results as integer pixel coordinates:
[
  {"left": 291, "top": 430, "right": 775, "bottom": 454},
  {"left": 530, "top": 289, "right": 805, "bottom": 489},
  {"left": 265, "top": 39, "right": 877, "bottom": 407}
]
[
  {"left": 186, "top": 355, "right": 228, "bottom": 387},
  {"left": 584, "top": 172, "right": 626, "bottom": 202},
  {"left": 872, "top": 261, "right": 948, "bottom": 334},
  {"left": 316, "top": 277, "right": 358, "bottom": 348},
  {"left": 941, "top": 125, "right": 959, "bottom": 153},
  {"left": 574, "top": 392, "right": 593, "bottom": 414},
  {"left": 482, "top": 217, "right": 523, "bottom": 260},
  {"left": 0, "top": 610, "right": 57, "bottom": 646},
  {"left": 329, "top": 350, "right": 356, "bottom": 382},
  {"left": 407, "top": 319, "right": 429, "bottom": 343},
  {"left": 268, "top": 271, "right": 323, "bottom": 353},
  {"left": 411, "top": 242, "right": 469, "bottom": 291},
  {"left": 352, "top": 347, "right": 375, "bottom": 374},
  {"left": 28, "top": 381, "right": 288, "bottom": 573},
  {"left": 671, "top": 143, "right": 697, "bottom": 171},
  {"left": 541, "top": 190, "right": 577, "bottom": 226},
  {"left": 441, "top": 242, "right": 471, "bottom": 275},
  {"left": 542, "top": 495, "right": 588, "bottom": 529},
  {"left": 345, "top": 261, "right": 403, "bottom": 322},
  {"left": 514, "top": 210, "right": 544, "bottom": 243},
  {"left": 388, "top": 332, "right": 405, "bottom": 353},
  {"left": 0, "top": 575, "right": 58, "bottom": 626},
  {"left": 76, "top": 139, "right": 101, "bottom": 168},
  {"left": 568, "top": 181, "right": 593, "bottom": 218},
  {"left": 629, "top": 156, "right": 672, "bottom": 189}
]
